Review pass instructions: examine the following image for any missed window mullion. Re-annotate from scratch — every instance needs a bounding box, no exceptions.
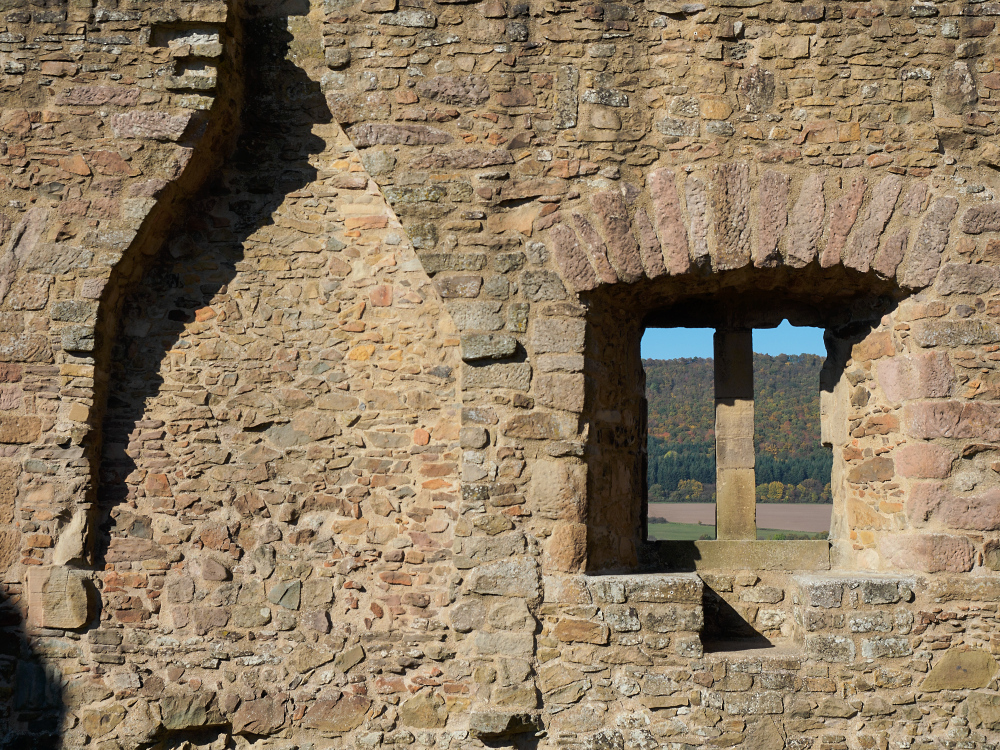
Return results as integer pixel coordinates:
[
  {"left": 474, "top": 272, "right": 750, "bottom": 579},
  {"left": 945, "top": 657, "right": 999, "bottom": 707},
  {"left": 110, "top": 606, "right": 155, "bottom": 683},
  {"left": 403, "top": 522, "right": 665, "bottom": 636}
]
[{"left": 714, "top": 329, "right": 756, "bottom": 540}]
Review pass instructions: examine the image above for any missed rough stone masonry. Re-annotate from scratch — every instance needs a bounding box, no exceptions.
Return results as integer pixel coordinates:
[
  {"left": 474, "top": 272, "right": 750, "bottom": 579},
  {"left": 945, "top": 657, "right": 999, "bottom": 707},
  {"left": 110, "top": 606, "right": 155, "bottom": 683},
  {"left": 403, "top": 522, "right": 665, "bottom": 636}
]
[{"left": 4, "top": 0, "right": 1000, "bottom": 747}]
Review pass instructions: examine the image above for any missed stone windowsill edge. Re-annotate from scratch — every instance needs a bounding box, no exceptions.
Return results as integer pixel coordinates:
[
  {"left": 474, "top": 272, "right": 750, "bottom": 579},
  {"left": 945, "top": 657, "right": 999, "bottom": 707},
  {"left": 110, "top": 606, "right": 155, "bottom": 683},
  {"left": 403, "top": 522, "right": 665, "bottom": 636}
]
[{"left": 639, "top": 539, "right": 832, "bottom": 571}]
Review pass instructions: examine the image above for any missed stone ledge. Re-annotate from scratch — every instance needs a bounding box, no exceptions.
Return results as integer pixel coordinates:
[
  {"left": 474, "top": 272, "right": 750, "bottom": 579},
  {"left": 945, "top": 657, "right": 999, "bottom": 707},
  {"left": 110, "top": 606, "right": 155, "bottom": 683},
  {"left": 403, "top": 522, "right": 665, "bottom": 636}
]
[{"left": 643, "top": 540, "right": 831, "bottom": 571}]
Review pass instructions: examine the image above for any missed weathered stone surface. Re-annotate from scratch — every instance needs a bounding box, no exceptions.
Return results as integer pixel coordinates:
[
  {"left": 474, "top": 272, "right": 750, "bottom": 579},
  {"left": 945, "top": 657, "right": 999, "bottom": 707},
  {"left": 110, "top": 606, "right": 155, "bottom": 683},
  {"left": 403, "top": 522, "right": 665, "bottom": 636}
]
[
  {"left": 711, "top": 162, "right": 751, "bottom": 271},
  {"left": 410, "top": 148, "right": 512, "bottom": 170},
  {"left": 935, "top": 263, "right": 999, "bottom": 295},
  {"left": 466, "top": 557, "right": 541, "bottom": 600},
  {"left": 550, "top": 224, "right": 599, "bottom": 292},
  {"left": 921, "top": 648, "right": 998, "bottom": 691},
  {"left": 686, "top": 177, "right": 710, "bottom": 267},
  {"left": 0, "top": 415, "right": 40, "bottom": 444},
  {"left": 160, "top": 692, "right": 223, "bottom": 731},
  {"left": 572, "top": 213, "right": 619, "bottom": 284},
  {"left": 879, "top": 533, "right": 975, "bottom": 572},
  {"left": 110, "top": 111, "right": 192, "bottom": 141},
  {"left": 348, "top": 122, "right": 452, "bottom": 147},
  {"left": 531, "top": 459, "right": 585, "bottom": 521},
  {"left": 843, "top": 174, "right": 902, "bottom": 273},
  {"left": 399, "top": 691, "right": 448, "bottom": 728},
  {"left": 911, "top": 319, "right": 1000, "bottom": 348},
  {"left": 820, "top": 176, "right": 866, "bottom": 268},
  {"left": 546, "top": 522, "right": 588, "bottom": 572},
  {"left": 461, "top": 333, "right": 517, "bottom": 361},
  {"left": 894, "top": 443, "right": 955, "bottom": 479},
  {"left": 876, "top": 352, "right": 953, "bottom": 402},
  {"left": 468, "top": 712, "right": 541, "bottom": 739},
  {"left": 908, "top": 482, "right": 1000, "bottom": 531},
  {"left": 901, "top": 197, "right": 959, "bottom": 288},
  {"left": 303, "top": 695, "right": 371, "bottom": 732},
  {"left": 536, "top": 372, "right": 585, "bottom": 412},
  {"left": 464, "top": 362, "right": 532, "bottom": 391},
  {"left": 232, "top": 696, "right": 286, "bottom": 735},
  {"left": 416, "top": 75, "right": 489, "bottom": 105},
  {"left": 633, "top": 208, "right": 666, "bottom": 279},
  {"left": 903, "top": 401, "right": 1000, "bottom": 441},
  {"left": 648, "top": 169, "right": 690, "bottom": 275},
  {"left": 755, "top": 170, "right": 788, "bottom": 268},
  {"left": 593, "top": 191, "right": 644, "bottom": 283},
  {"left": 871, "top": 229, "right": 909, "bottom": 278},
  {"left": 786, "top": 172, "right": 825, "bottom": 267}
]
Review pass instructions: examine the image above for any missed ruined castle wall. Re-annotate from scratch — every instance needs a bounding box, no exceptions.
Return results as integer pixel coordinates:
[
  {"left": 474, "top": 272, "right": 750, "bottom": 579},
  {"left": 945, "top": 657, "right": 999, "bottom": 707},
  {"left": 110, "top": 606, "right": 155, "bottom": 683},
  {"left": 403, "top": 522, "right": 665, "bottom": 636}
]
[{"left": 3, "top": 0, "right": 1000, "bottom": 748}]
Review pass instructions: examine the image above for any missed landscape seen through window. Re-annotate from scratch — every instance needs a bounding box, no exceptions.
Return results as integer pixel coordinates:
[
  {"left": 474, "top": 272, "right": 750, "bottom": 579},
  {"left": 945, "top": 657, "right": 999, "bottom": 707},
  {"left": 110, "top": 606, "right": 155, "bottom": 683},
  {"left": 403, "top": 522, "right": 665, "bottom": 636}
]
[{"left": 643, "top": 324, "right": 833, "bottom": 542}]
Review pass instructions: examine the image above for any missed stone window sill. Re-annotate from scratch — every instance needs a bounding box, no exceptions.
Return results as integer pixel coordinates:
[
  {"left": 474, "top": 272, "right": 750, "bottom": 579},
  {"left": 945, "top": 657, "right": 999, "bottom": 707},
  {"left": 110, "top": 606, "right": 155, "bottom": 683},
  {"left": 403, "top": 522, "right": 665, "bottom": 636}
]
[{"left": 640, "top": 539, "right": 831, "bottom": 571}]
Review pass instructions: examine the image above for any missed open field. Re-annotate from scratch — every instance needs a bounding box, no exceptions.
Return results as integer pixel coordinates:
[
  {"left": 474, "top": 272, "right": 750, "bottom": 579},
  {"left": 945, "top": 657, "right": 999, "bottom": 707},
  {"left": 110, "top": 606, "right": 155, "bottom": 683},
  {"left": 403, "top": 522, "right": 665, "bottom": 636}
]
[
  {"left": 647, "top": 522, "right": 828, "bottom": 541},
  {"left": 648, "top": 502, "right": 832, "bottom": 533}
]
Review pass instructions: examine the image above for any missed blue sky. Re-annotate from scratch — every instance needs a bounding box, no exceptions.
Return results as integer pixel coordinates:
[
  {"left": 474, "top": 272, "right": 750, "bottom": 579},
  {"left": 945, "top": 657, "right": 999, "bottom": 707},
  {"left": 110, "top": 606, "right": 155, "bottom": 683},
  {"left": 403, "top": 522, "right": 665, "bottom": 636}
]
[{"left": 641, "top": 321, "right": 826, "bottom": 359}]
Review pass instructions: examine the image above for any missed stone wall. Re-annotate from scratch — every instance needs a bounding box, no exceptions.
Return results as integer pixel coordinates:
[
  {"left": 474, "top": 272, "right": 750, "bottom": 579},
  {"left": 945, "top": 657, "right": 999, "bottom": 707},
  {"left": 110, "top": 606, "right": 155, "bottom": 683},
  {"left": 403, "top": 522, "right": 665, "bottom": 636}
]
[{"left": 3, "top": 0, "right": 1000, "bottom": 747}]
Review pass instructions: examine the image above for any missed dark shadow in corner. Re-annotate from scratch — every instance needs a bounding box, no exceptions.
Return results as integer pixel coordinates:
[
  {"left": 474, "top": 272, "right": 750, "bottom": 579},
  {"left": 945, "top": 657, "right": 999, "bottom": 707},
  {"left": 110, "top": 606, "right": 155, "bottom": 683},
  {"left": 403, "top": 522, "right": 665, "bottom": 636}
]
[
  {"left": 699, "top": 581, "right": 769, "bottom": 652},
  {"left": 0, "top": 587, "right": 64, "bottom": 750}
]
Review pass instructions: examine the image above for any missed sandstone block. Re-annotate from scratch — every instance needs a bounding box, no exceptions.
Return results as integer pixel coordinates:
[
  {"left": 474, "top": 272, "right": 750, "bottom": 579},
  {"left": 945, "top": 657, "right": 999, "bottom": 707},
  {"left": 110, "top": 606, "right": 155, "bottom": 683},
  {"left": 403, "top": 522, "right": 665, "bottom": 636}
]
[
  {"left": 466, "top": 557, "right": 541, "bottom": 600},
  {"left": 503, "top": 412, "right": 573, "bottom": 440},
  {"left": 450, "top": 597, "right": 487, "bottom": 632},
  {"left": 416, "top": 75, "right": 488, "bottom": 105},
  {"left": 232, "top": 697, "right": 286, "bottom": 735},
  {"left": 711, "top": 162, "right": 752, "bottom": 271},
  {"left": 861, "top": 637, "right": 912, "bottom": 659},
  {"left": 461, "top": 333, "right": 517, "bottom": 361},
  {"left": 531, "top": 459, "right": 585, "bottom": 521},
  {"left": 28, "top": 566, "right": 89, "bottom": 629},
  {"left": 786, "top": 172, "right": 826, "bottom": 268},
  {"left": 922, "top": 648, "right": 999, "bottom": 691},
  {"left": 592, "top": 191, "right": 644, "bottom": 283},
  {"left": 755, "top": 170, "right": 789, "bottom": 268},
  {"left": 909, "top": 482, "right": 1000, "bottom": 531},
  {"left": 879, "top": 533, "right": 975, "bottom": 572},
  {"left": 554, "top": 618, "right": 608, "bottom": 644},
  {"left": 348, "top": 122, "right": 451, "bottom": 148},
  {"left": 895, "top": 443, "right": 955, "bottom": 478},
  {"left": 110, "top": 111, "right": 192, "bottom": 141},
  {"left": 903, "top": 400, "right": 1000, "bottom": 441},
  {"left": 912, "top": 319, "right": 1000, "bottom": 348},
  {"left": 633, "top": 208, "right": 666, "bottom": 279},
  {"left": 901, "top": 197, "right": 959, "bottom": 288},
  {"left": 303, "top": 695, "right": 371, "bottom": 732},
  {"left": 546, "top": 522, "right": 587, "bottom": 572},
  {"left": 532, "top": 317, "right": 585, "bottom": 354},
  {"left": 550, "top": 224, "right": 599, "bottom": 292},
  {"left": 847, "top": 457, "right": 894, "bottom": 483},
  {"left": 843, "top": 174, "right": 903, "bottom": 273},
  {"left": 571, "top": 213, "right": 619, "bottom": 284},
  {"left": 399, "top": 691, "right": 448, "bottom": 728},
  {"left": 820, "top": 175, "right": 866, "bottom": 268},
  {"left": 468, "top": 712, "right": 541, "bottom": 739},
  {"left": 463, "top": 362, "right": 532, "bottom": 391},
  {"left": 936, "top": 263, "right": 1000, "bottom": 295},
  {"left": 806, "top": 634, "right": 855, "bottom": 663},
  {"left": 876, "top": 351, "right": 953, "bottom": 402},
  {"left": 536, "top": 373, "right": 585, "bottom": 412},
  {"left": 648, "top": 169, "right": 691, "bottom": 275},
  {"left": 0, "top": 415, "right": 40, "bottom": 444}
]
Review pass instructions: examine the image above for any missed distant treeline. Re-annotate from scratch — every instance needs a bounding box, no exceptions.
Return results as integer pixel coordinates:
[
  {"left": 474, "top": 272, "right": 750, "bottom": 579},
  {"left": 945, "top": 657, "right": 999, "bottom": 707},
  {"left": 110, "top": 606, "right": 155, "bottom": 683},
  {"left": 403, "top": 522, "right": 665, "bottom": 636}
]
[{"left": 645, "top": 353, "right": 833, "bottom": 504}]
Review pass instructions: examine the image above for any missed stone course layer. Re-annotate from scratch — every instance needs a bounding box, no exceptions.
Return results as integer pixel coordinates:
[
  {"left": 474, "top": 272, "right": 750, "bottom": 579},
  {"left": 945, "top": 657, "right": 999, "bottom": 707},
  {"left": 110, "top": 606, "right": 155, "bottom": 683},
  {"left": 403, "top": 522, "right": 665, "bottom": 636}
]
[{"left": 4, "top": 0, "right": 1000, "bottom": 747}]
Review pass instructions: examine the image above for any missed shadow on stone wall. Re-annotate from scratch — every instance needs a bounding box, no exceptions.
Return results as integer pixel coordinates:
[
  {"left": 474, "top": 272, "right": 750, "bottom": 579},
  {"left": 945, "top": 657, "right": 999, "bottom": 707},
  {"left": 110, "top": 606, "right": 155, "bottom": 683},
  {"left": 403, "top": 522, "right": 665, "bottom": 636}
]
[
  {"left": 1, "top": 586, "right": 65, "bottom": 749},
  {"left": 81, "top": 13, "right": 330, "bottom": 747}
]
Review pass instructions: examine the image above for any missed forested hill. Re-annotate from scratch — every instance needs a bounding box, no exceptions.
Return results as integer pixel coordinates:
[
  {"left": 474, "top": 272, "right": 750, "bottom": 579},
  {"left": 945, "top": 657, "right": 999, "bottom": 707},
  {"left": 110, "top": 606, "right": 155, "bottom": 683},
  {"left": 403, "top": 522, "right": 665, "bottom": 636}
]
[{"left": 645, "top": 354, "right": 833, "bottom": 503}]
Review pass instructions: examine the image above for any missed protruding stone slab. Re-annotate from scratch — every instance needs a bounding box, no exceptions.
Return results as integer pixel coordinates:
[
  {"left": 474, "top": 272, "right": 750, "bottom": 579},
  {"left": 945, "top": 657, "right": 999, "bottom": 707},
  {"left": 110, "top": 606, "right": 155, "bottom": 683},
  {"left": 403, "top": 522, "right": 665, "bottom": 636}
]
[
  {"left": 649, "top": 541, "right": 830, "bottom": 571},
  {"left": 469, "top": 712, "right": 542, "bottom": 739}
]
